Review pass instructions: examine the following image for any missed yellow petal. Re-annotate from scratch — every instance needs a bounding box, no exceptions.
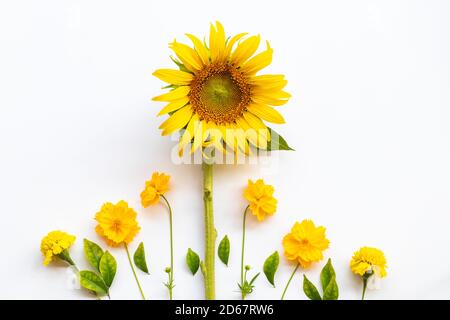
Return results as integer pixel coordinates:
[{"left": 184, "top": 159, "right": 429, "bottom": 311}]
[
  {"left": 252, "top": 95, "right": 289, "bottom": 106},
  {"left": 243, "top": 111, "right": 271, "bottom": 141},
  {"left": 249, "top": 74, "right": 286, "bottom": 84},
  {"left": 153, "top": 69, "right": 193, "bottom": 85},
  {"left": 231, "top": 35, "right": 260, "bottom": 66},
  {"left": 170, "top": 41, "right": 203, "bottom": 72},
  {"left": 247, "top": 103, "right": 285, "bottom": 124},
  {"left": 252, "top": 80, "right": 288, "bottom": 93},
  {"left": 159, "top": 106, "right": 193, "bottom": 135},
  {"left": 224, "top": 32, "right": 247, "bottom": 58},
  {"left": 178, "top": 114, "right": 200, "bottom": 155},
  {"left": 191, "top": 120, "right": 206, "bottom": 153},
  {"left": 241, "top": 42, "right": 273, "bottom": 75},
  {"left": 186, "top": 33, "right": 209, "bottom": 65},
  {"left": 210, "top": 21, "right": 226, "bottom": 63},
  {"left": 157, "top": 98, "right": 190, "bottom": 116},
  {"left": 152, "top": 86, "right": 190, "bottom": 102},
  {"left": 236, "top": 117, "right": 267, "bottom": 149}
]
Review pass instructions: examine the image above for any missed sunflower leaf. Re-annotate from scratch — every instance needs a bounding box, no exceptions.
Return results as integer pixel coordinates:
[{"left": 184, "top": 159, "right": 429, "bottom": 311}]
[
  {"left": 303, "top": 275, "right": 322, "bottom": 300},
  {"left": 79, "top": 270, "right": 109, "bottom": 296},
  {"left": 133, "top": 242, "right": 149, "bottom": 274},
  {"left": 83, "top": 239, "right": 104, "bottom": 272},
  {"left": 218, "top": 235, "right": 230, "bottom": 266},
  {"left": 99, "top": 251, "right": 117, "bottom": 288},
  {"left": 186, "top": 248, "right": 200, "bottom": 275},
  {"left": 266, "top": 127, "right": 294, "bottom": 151},
  {"left": 263, "top": 251, "right": 279, "bottom": 287}
]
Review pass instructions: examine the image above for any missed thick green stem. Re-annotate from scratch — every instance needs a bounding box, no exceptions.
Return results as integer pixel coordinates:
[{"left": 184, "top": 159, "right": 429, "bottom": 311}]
[
  {"left": 240, "top": 206, "right": 250, "bottom": 299},
  {"left": 161, "top": 195, "right": 174, "bottom": 300},
  {"left": 281, "top": 263, "right": 299, "bottom": 300},
  {"left": 124, "top": 243, "right": 146, "bottom": 300},
  {"left": 202, "top": 161, "right": 216, "bottom": 300}
]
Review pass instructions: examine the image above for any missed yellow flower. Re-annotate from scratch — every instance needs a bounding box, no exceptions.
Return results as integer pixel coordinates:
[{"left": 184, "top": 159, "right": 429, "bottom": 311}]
[
  {"left": 95, "top": 200, "right": 140, "bottom": 247},
  {"left": 152, "top": 21, "right": 290, "bottom": 155},
  {"left": 40, "top": 230, "right": 76, "bottom": 266},
  {"left": 140, "top": 172, "right": 170, "bottom": 207},
  {"left": 350, "top": 246, "right": 387, "bottom": 278},
  {"left": 282, "top": 220, "right": 330, "bottom": 268},
  {"left": 243, "top": 179, "right": 277, "bottom": 221}
]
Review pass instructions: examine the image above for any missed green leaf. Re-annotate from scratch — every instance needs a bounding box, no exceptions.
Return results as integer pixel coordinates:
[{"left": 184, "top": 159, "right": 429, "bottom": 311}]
[
  {"left": 266, "top": 127, "right": 294, "bottom": 151},
  {"left": 323, "top": 275, "right": 339, "bottom": 300},
  {"left": 83, "top": 239, "right": 104, "bottom": 271},
  {"left": 133, "top": 242, "right": 149, "bottom": 274},
  {"left": 303, "top": 275, "right": 322, "bottom": 300},
  {"left": 217, "top": 235, "right": 230, "bottom": 266},
  {"left": 186, "top": 248, "right": 200, "bottom": 275},
  {"left": 79, "top": 270, "right": 108, "bottom": 296},
  {"left": 263, "top": 251, "right": 279, "bottom": 287},
  {"left": 99, "top": 251, "right": 117, "bottom": 288},
  {"left": 249, "top": 272, "right": 260, "bottom": 286},
  {"left": 320, "top": 258, "right": 336, "bottom": 292}
]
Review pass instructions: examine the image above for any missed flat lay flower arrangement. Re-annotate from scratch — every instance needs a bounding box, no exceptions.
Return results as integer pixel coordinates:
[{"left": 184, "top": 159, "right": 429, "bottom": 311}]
[{"left": 41, "top": 22, "right": 387, "bottom": 300}]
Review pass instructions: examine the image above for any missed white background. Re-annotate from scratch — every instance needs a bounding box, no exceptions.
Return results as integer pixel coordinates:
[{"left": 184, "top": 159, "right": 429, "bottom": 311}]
[{"left": 1, "top": 0, "right": 449, "bottom": 300}]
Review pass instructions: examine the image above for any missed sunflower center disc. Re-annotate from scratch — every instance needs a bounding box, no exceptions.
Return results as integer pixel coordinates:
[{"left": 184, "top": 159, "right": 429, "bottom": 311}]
[
  {"left": 200, "top": 74, "right": 242, "bottom": 114},
  {"left": 189, "top": 63, "right": 252, "bottom": 125}
]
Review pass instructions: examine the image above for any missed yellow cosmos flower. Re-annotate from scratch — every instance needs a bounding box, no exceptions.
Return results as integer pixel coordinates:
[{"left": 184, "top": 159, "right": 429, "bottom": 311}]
[
  {"left": 40, "top": 230, "right": 76, "bottom": 266},
  {"left": 152, "top": 21, "right": 290, "bottom": 155},
  {"left": 282, "top": 220, "right": 330, "bottom": 268},
  {"left": 140, "top": 172, "right": 170, "bottom": 207},
  {"left": 95, "top": 200, "right": 140, "bottom": 247},
  {"left": 243, "top": 179, "right": 277, "bottom": 221},
  {"left": 350, "top": 246, "right": 387, "bottom": 278}
]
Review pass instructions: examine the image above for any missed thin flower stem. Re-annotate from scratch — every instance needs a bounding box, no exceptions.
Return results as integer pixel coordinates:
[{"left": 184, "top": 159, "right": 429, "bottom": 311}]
[
  {"left": 240, "top": 205, "right": 250, "bottom": 299},
  {"left": 281, "top": 263, "right": 300, "bottom": 300},
  {"left": 362, "top": 278, "right": 368, "bottom": 300},
  {"left": 202, "top": 161, "right": 216, "bottom": 300},
  {"left": 161, "top": 195, "right": 174, "bottom": 300},
  {"left": 124, "top": 243, "right": 146, "bottom": 300}
]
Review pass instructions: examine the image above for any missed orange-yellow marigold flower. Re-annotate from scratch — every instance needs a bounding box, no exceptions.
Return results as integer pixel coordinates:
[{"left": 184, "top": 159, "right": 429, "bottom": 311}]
[
  {"left": 95, "top": 200, "right": 140, "bottom": 247},
  {"left": 141, "top": 172, "right": 170, "bottom": 207},
  {"left": 40, "top": 230, "right": 76, "bottom": 266},
  {"left": 243, "top": 179, "right": 277, "bottom": 221},
  {"left": 282, "top": 219, "right": 330, "bottom": 268},
  {"left": 350, "top": 246, "right": 387, "bottom": 278}
]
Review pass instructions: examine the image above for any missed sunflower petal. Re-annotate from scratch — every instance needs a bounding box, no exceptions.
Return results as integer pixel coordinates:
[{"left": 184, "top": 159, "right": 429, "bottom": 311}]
[
  {"left": 159, "top": 106, "right": 193, "bottom": 135},
  {"left": 252, "top": 80, "right": 288, "bottom": 93},
  {"left": 191, "top": 120, "right": 206, "bottom": 153},
  {"left": 157, "top": 98, "right": 189, "bottom": 116},
  {"left": 170, "top": 41, "right": 203, "bottom": 72},
  {"left": 247, "top": 103, "right": 285, "bottom": 124},
  {"left": 249, "top": 74, "right": 286, "bottom": 84},
  {"left": 236, "top": 117, "right": 268, "bottom": 149},
  {"left": 231, "top": 35, "right": 260, "bottom": 66},
  {"left": 241, "top": 41, "right": 273, "bottom": 75},
  {"left": 153, "top": 69, "right": 193, "bottom": 85},
  {"left": 210, "top": 21, "right": 226, "bottom": 63},
  {"left": 243, "top": 111, "right": 271, "bottom": 141},
  {"left": 178, "top": 114, "right": 200, "bottom": 155},
  {"left": 186, "top": 33, "right": 209, "bottom": 65},
  {"left": 225, "top": 32, "right": 247, "bottom": 58},
  {"left": 152, "top": 86, "right": 190, "bottom": 102},
  {"left": 252, "top": 95, "right": 289, "bottom": 106}
]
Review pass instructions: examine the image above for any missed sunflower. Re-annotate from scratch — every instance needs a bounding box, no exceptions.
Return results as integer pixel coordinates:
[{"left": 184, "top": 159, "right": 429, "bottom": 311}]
[{"left": 152, "top": 21, "right": 290, "bottom": 155}]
